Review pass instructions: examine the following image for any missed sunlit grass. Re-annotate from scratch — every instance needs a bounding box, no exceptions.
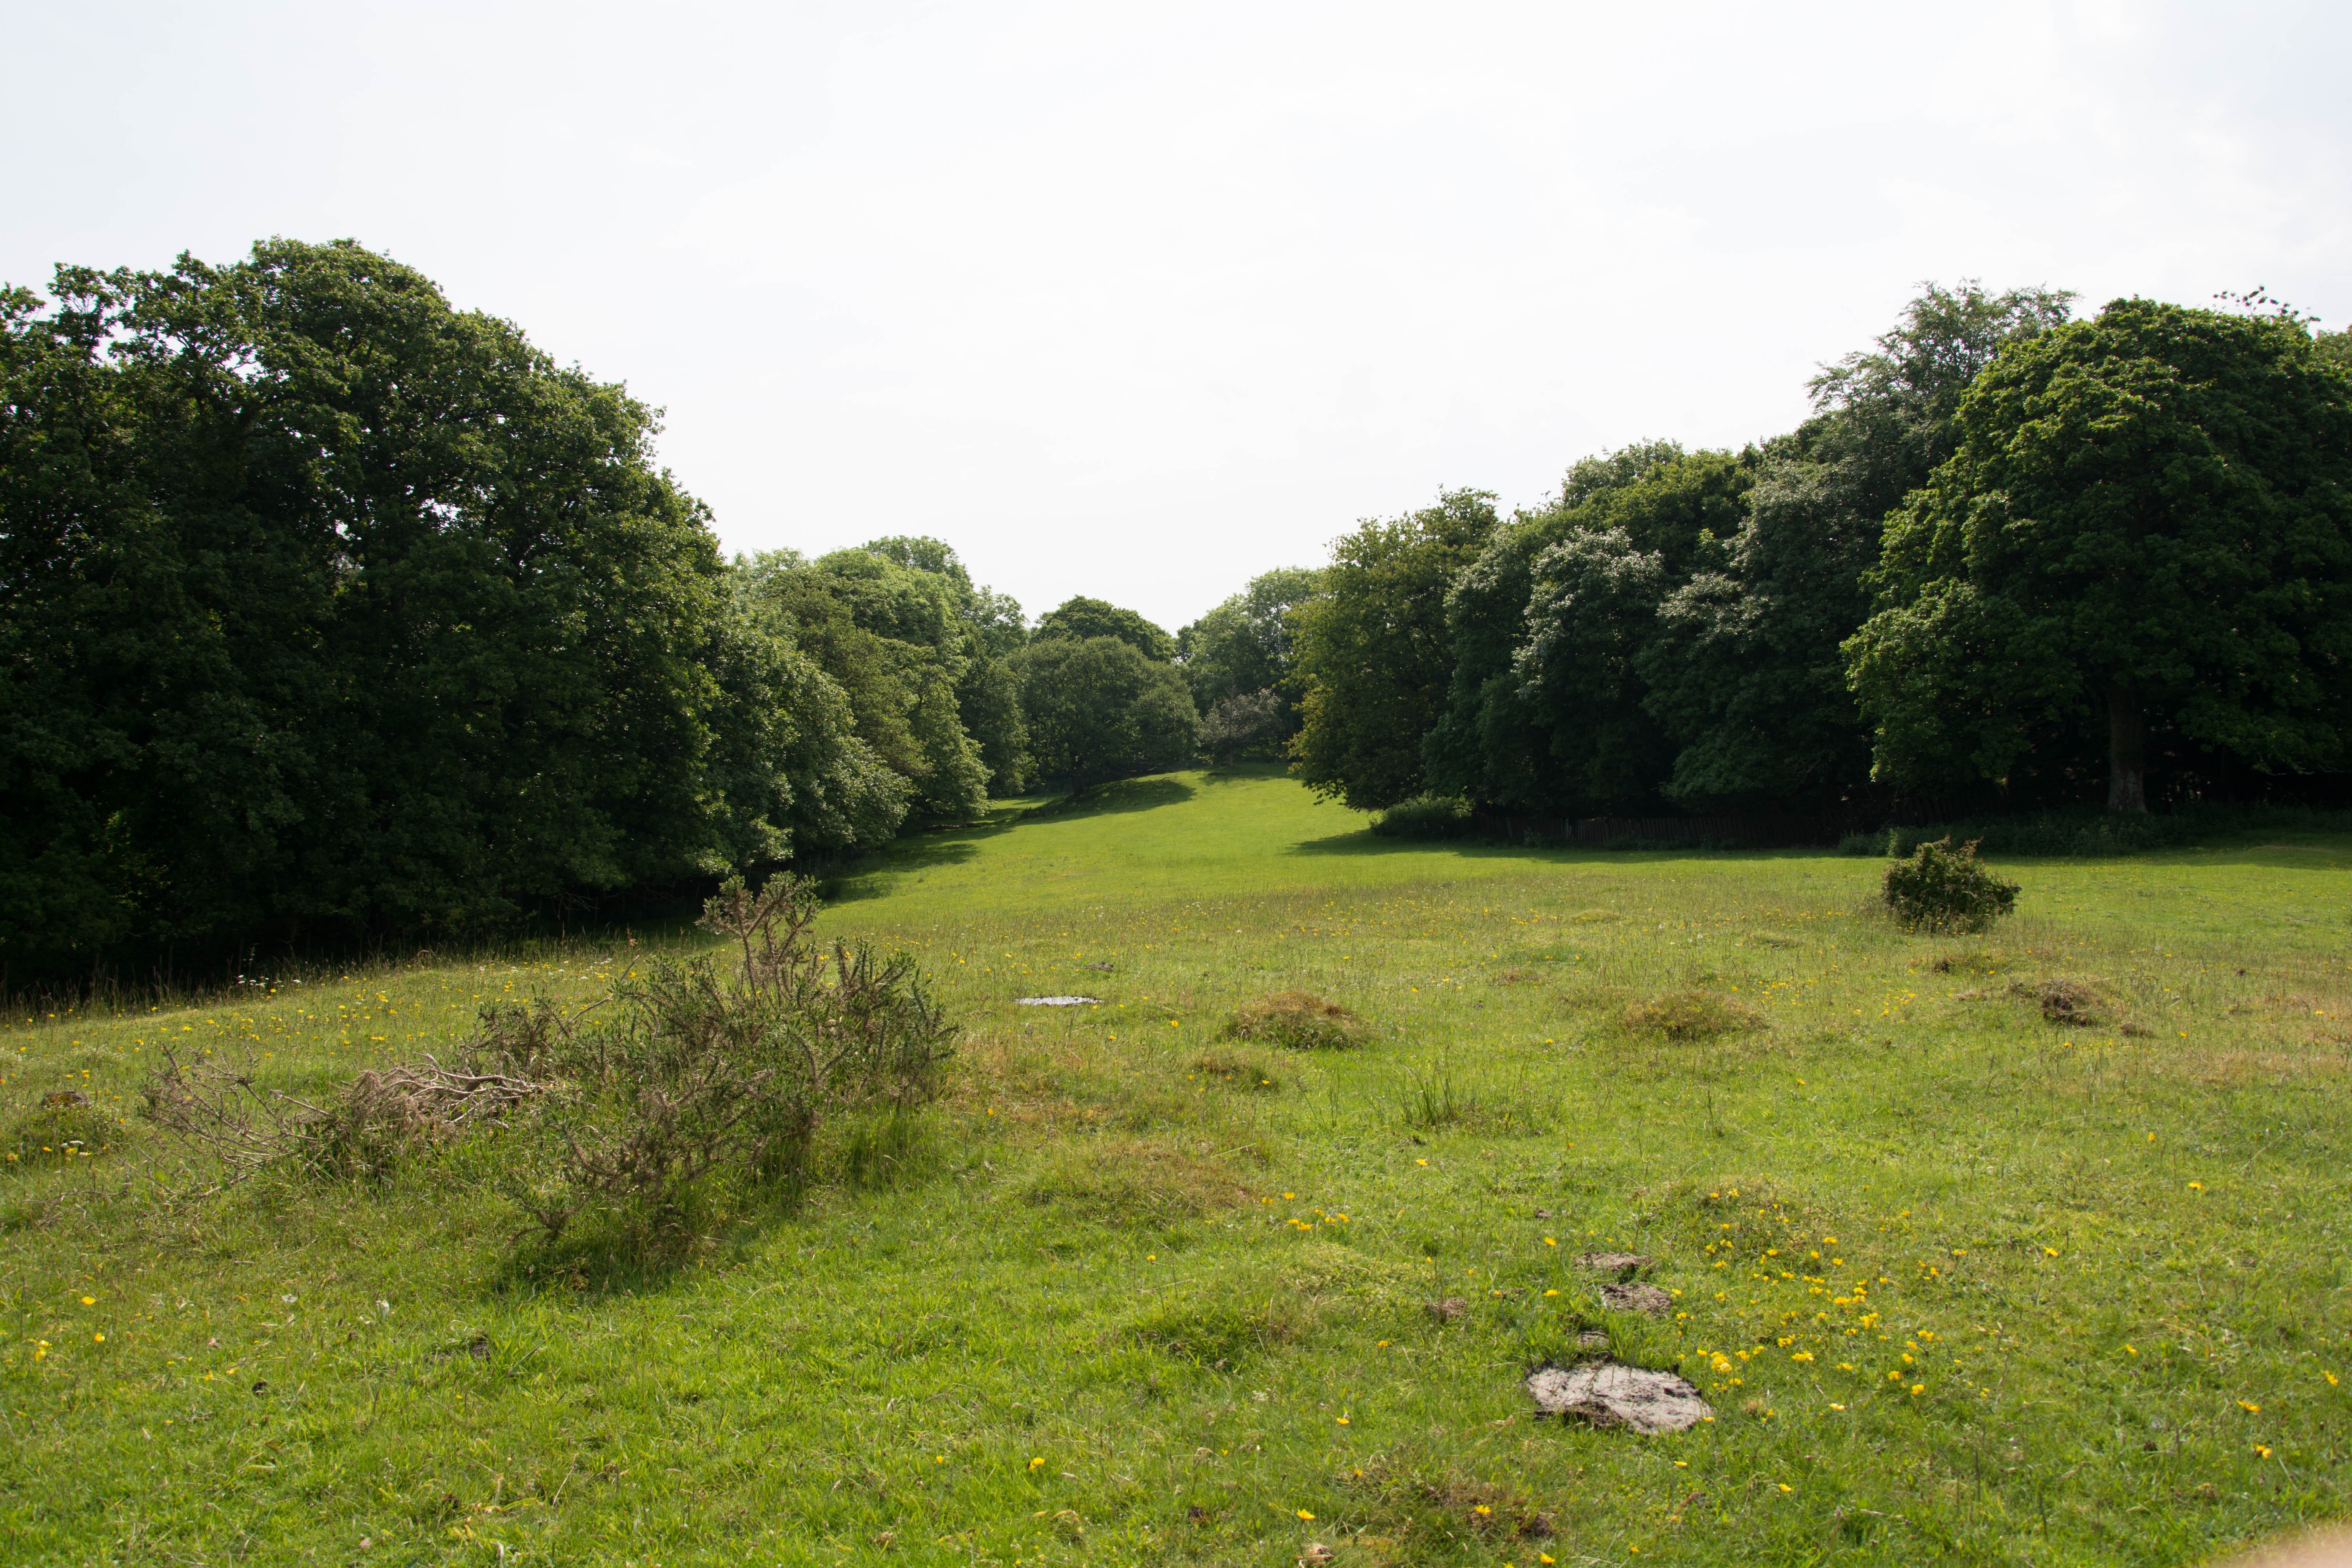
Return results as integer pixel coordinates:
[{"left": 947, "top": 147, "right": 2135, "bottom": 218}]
[{"left": 2, "top": 766, "right": 2348, "bottom": 1564}]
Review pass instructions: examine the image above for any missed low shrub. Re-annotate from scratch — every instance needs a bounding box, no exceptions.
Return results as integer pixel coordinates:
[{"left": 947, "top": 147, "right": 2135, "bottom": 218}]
[
  {"left": 1224, "top": 991, "right": 1367, "bottom": 1050},
  {"left": 1371, "top": 793, "right": 1479, "bottom": 840},
  {"left": 1621, "top": 991, "right": 1760, "bottom": 1040},
  {"left": 1882, "top": 837, "right": 2020, "bottom": 933},
  {"left": 504, "top": 875, "right": 957, "bottom": 1246}
]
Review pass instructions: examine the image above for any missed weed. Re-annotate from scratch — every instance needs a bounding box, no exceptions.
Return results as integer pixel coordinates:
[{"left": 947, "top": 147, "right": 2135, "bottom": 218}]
[
  {"left": 4, "top": 1093, "right": 119, "bottom": 1173},
  {"left": 1225, "top": 991, "right": 1366, "bottom": 1050}
]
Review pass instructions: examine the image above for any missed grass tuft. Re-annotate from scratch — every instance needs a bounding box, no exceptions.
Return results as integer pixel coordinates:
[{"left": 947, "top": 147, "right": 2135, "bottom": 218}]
[
  {"left": 1622, "top": 989, "right": 1762, "bottom": 1039},
  {"left": 1225, "top": 990, "right": 1367, "bottom": 1050}
]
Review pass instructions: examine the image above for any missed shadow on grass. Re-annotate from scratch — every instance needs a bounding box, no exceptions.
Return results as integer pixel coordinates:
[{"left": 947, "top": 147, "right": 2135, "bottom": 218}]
[
  {"left": 1281, "top": 829, "right": 1855, "bottom": 864},
  {"left": 1020, "top": 773, "right": 1197, "bottom": 820}
]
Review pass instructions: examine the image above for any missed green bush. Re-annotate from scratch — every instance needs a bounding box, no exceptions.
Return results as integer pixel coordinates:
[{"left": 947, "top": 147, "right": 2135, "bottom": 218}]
[
  {"left": 1881, "top": 838, "right": 2020, "bottom": 934},
  {"left": 504, "top": 875, "right": 956, "bottom": 1250},
  {"left": 1370, "top": 794, "right": 1479, "bottom": 840}
]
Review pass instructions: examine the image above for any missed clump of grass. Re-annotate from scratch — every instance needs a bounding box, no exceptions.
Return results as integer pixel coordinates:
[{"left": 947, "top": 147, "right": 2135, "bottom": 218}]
[
  {"left": 1020, "top": 1136, "right": 1245, "bottom": 1226},
  {"left": 1224, "top": 991, "right": 1366, "bottom": 1050},
  {"left": 1402, "top": 1065, "right": 1475, "bottom": 1129},
  {"left": 1127, "top": 1294, "right": 1310, "bottom": 1368},
  {"left": 1882, "top": 837, "right": 2020, "bottom": 933},
  {"left": 1622, "top": 990, "right": 1761, "bottom": 1040},
  {"left": 4, "top": 1093, "right": 120, "bottom": 1173},
  {"left": 1930, "top": 946, "right": 2009, "bottom": 975},
  {"left": 2008, "top": 975, "right": 2150, "bottom": 1034},
  {"left": 1191, "top": 1055, "right": 1279, "bottom": 1091},
  {"left": 1339, "top": 1453, "right": 1554, "bottom": 1550}
]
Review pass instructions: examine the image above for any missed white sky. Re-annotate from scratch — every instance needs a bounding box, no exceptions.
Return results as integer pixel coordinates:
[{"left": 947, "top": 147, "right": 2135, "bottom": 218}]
[{"left": 6, "top": 0, "right": 2348, "bottom": 632}]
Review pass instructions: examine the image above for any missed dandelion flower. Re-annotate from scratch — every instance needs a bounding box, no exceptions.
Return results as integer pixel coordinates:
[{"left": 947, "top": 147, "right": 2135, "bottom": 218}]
[
  {"left": 1029, "top": 1457, "right": 1045, "bottom": 1470},
  {"left": 2254, "top": 1445, "right": 2272, "bottom": 1459},
  {"left": 1474, "top": 1504, "right": 1492, "bottom": 1515},
  {"left": 2239, "top": 1400, "right": 2261, "bottom": 1414},
  {"left": 81, "top": 1296, "right": 95, "bottom": 1306},
  {"left": 1778, "top": 1483, "right": 1792, "bottom": 1493},
  {"left": 2188, "top": 1182, "right": 2204, "bottom": 1192},
  {"left": 2327, "top": 1371, "right": 2340, "bottom": 1387},
  {"left": 1911, "top": 1384, "right": 1925, "bottom": 1396},
  {"left": 1296, "top": 1509, "right": 1315, "bottom": 1522}
]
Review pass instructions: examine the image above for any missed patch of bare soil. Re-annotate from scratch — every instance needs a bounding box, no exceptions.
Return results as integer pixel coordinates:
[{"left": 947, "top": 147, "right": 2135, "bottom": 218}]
[
  {"left": 1577, "top": 1251, "right": 1653, "bottom": 1272},
  {"left": 1600, "top": 1282, "right": 1672, "bottom": 1317},
  {"left": 1526, "top": 1362, "right": 1713, "bottom": 1433}
]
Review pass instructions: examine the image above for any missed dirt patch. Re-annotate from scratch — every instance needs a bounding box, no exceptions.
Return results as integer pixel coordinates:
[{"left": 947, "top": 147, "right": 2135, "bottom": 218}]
[
  {"left": 1600, "top": 1282, "right": 1672, "bottom": 1317},
  {"left": 1225, "top": 992, "right": 1367, "bottom": 1051},
  {"left": 1525, "top": 1362, "right": 1713, "bottom": 1433},
  {"left": 1493, "top": 968, "right": 1542, "bottom": 985},
  {"left": 1426, "top": 1296, "right": 1469, "bottom": 1323},
  {"left": 1577, "top": 1251, "right": 1653, "bottom": 1272},
  {"left": 1622, "top": 991, "right": 1760, "bottom": 1040}
]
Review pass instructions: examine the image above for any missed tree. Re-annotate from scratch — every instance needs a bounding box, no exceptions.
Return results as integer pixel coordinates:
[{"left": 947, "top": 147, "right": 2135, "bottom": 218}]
[
  {"left": 1014, "top": 635, "right": 1199, "bottom": 794},
  {"left": 1846, "top": 298, "right": 2352, "bottom": 811},
  {"left": 1201, "top": 688, "right": 1289, "bottom": 766},
  {"left": 1033, "top": 595, "right": 1175, "bottom": 660},
  {"left": 1640, "top": 283, "right": 2073, "bottom": 806},
  {"left": 1289, "top": 490, "right": 1498, "bottom": 811},
  {"left": 1422, "top": 443, "right": 1683, "bottom": 813},
  {"left": 1513, "top": 454, "right": 1751, "bottom": 813},
  {"left": 1175, "top": 566, "right": 1322, "bottom": 715},
  {"left": 0, "top": 240, "right": 805, "bottom": 977}
]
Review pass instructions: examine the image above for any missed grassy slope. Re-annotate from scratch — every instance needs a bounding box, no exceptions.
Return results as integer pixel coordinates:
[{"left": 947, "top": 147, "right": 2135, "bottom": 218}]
[{"left": 3, "top": 766, "right": 2349, "bottom": 1566}]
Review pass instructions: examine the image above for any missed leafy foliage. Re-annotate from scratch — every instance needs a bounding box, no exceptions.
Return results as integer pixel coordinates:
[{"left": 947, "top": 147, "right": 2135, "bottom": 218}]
[
  {"left": 1200, "top": 688, "right": 1289, "bottom": 766},
  {"left": 1289, "top": 490, "right": 1499, "bottom": 811},
  {"left": 1033, "top": 596, "right": 1175, "bottom": 661},
  {"left": 506, "top": 876, "right": 955, "bottom": 1247},
  {"left": 0, "top": 241, "right": 820, "bottom": 979},
  {"left": 1847, "top": 299, "right": 2352, "bottom": 810},
  {"left": 1368, "top": 793, "right": 1479, "bottom": 839},
  {"left": 1014, "top": 636, "right": 1199, "bottom": 794},
  {"left": 1880, "top": 837, "right": 2020, "bottom": 933}
]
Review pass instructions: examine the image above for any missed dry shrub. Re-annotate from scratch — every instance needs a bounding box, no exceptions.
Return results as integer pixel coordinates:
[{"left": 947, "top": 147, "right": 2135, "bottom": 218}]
[
  {"left": 142, "top": 1048, "right": 540, "bottom": 1185},
  {"left": 1021, "top": 1135, "right": 1247, "bottom": 1225},
  {"left": 1224, "top": 991, "right": 1366, "bottom": 1051},
  {"left": 1622, "top": 990, "right": 1761, "bottom": 1040}
]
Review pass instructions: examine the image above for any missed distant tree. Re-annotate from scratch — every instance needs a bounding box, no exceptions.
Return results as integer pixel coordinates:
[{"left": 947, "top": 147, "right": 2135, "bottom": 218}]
[
  {"left": 1176, "top": 566, "right": 1322, "bottom": 715},
  {"left": 1513, "top": 454, "right": 1753, "bottom": 813},
  {"left": 1846, "top": 298, "right": 2352, "bottom": 811},
  {"left": 1421, "top": 443, "right": 1683, "bottom": 813},
  {"left": 1034, "top": 595, "right": 1175, "bottom": 661},
  {"left": 1014, "top": 635, "right": 1199, "bottom": 794},
  {"left": 2318, "top": 327, "right": 2352, "bottom": 374},
  {"left": 1201, "top": 688, "right": 1289, "bottom": 766},
  {"left": 1641, "top": 283, "right": 2073, "bottom": 806},
  {"left": 735, "top": 549, "right": 991, "bottom": 823},
  {"left": 1289, "top": 490, "right": 1499, "bottom": 811}
]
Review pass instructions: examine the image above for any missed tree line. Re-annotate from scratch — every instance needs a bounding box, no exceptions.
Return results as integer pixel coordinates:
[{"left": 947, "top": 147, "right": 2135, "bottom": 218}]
[
  {"left": 1279, "top": 285, "right": 2352, "bottom": 826},
  {"left": 0, "top": 241, "right": 1293, "bottom": 982}
]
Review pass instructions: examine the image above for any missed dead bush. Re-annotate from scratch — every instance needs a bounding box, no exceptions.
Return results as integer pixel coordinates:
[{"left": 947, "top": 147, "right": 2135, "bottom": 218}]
[
  {"left": 1621, "top": 990, "right": 1761, "bottom": 1040},
  {"left": 142, "top": 1046, "right": 541, "bottom": 1186},
  {"left": 1224, "top": 991, "right": 1366, "bottom": 1051}
]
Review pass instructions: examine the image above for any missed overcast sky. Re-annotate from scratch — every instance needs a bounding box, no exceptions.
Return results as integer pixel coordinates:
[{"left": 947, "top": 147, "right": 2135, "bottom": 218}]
[{"left": 6, "top": 0, "right": 2348, "bottom": 631}]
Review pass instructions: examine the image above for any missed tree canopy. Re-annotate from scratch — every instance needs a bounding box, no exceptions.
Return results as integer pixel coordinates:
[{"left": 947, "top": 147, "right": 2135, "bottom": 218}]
[
  {"left": 1013, "top": 636, "right": 1198, "bottom": 794},
  {"left": 1846, "top": 298, "right": 2352, "bottom": 810},
  {"left": 1033, "top": 595, "right": 1175, "bottom": 661}
]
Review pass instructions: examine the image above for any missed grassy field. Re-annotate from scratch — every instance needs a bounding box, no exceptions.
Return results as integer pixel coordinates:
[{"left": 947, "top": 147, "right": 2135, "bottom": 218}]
[{"left": 4, "top": 765, "right": 2350, "bottom": 1566}]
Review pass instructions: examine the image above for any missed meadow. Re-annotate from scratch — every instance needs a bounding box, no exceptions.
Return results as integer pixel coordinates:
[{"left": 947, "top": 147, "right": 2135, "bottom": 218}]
[{"left": 3, "top": 766, "right": 2349, "bottom": 1567}]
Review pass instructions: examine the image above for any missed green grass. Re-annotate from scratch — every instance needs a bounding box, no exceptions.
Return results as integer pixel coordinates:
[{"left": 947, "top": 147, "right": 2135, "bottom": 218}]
[{"left": 4, "top": 763, "right": 2350, "bottom": 1565}]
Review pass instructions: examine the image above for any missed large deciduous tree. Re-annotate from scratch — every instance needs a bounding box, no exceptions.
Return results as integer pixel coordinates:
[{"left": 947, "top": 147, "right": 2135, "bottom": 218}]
[
  {"left": 1014, "top": 636, "right": 1199, "bottom": 794},
  {"left": 1845, "top": 298, "right": 2352, "bottom": 811},
  {"left": 1033, "top": 596, "right": 1175, "bottom": 661},
  {"left": 0, "top": 240, "right": 809, "bottom": 977},
  {"left": 1288, "top": 490, "right": 1498, "bottom": 811}
]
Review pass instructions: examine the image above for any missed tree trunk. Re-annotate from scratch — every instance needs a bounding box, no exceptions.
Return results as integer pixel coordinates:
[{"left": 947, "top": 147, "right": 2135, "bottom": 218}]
[{"left": 2106, "top": 682, "right": 2147, "bottom": 814}]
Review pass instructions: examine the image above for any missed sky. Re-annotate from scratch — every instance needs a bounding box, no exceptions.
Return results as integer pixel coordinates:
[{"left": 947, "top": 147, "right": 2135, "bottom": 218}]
[{"left": 5, "top": 0, "right": 2348, "bottom": 632}]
